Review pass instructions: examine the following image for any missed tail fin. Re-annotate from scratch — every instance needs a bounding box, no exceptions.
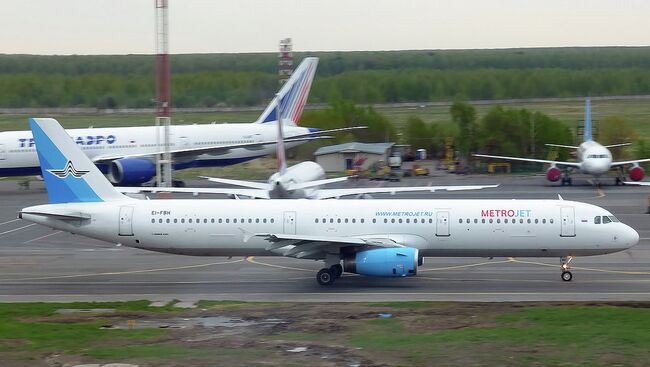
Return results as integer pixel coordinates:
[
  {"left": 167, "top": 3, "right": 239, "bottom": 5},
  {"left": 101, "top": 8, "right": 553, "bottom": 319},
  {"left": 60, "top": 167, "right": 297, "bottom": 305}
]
[
  {"left": 29, "top": 117, "right": 129, "bottom": 204},
  {"left": 255, "top": 57, "right": 318, "bottom": 125},
  {"left": 584, "top": 97, "right": 592, "bottom": 142},
  {"left": 275, "top": 98, "right": 288, "bottom": 175}
]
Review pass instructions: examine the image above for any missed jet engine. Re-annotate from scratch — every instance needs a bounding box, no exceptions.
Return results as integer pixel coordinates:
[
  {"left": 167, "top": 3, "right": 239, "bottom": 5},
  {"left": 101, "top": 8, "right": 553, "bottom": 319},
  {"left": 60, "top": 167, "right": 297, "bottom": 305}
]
[
  {"left": 629, "top": 166, "right": 645, "bottom": 181},
  {"left": 343, "top": 247, "right": 418, "bottom": 277},
  {"left": 109, "top": 158, "right": 156, "bottom": 186},
  {"left": 546, "top": 167, "right": 562, "bottom": 182}
]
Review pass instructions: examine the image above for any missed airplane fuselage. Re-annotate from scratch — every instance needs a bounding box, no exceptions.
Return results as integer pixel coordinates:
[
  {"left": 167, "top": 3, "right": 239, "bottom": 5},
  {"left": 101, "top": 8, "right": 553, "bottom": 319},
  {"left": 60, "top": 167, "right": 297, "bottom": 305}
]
[
  {"left": 577, "top": 140, "right": 613, "bottom": 177},
  {"left": 0, "top": 123, "right": 313, "bottom": 176},
  {"left": 21, "top": 199, "right": 638, "bottom": 258}
]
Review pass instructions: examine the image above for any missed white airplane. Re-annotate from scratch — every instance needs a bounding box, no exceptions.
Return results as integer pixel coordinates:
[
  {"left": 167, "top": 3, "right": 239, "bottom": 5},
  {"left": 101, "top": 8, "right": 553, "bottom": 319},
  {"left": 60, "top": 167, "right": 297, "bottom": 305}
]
[
  {"left": 0, "top": 57, "right": 352, "bottom": 186},
  {"left": 19, "top": 118, "right": 639, "bottom": 285},
  {"left": 474, "top": 98, "right": 650, "bottom": 185},
  {"left": 122, "top": 102, "right": 497, "bottom": 199}
]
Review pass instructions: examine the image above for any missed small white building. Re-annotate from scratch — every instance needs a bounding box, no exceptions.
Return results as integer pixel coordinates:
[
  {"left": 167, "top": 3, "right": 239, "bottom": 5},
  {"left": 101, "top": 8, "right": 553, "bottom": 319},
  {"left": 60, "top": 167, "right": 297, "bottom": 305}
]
[{"left": 314, "top": 142, "right": 394, "bottom": 172}]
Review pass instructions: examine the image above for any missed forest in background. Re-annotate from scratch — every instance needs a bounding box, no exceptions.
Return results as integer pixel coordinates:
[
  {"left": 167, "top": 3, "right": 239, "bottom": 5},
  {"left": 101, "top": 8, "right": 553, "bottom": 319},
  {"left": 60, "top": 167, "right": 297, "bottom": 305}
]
[{"left": 1, "top": 47, "right": 650, "bottom": 108}]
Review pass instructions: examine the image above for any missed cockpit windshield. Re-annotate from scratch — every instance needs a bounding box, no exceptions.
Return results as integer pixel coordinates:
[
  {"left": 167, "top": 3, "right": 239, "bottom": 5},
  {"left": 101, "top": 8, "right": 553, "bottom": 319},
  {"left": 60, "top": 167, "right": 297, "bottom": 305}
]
[
  {"left": 594, "top": 215, "right": 619, "bottom": 224},
  {"left": 587, "top": 154, "right": 609, "bottom": 159}
]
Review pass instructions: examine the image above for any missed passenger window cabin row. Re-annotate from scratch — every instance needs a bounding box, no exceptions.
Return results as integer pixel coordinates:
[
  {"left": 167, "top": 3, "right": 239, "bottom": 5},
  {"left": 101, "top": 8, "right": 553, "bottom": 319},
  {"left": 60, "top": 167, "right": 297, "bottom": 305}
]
[{"left": 151, "top": 217, "right": 276, "bottom": 224}]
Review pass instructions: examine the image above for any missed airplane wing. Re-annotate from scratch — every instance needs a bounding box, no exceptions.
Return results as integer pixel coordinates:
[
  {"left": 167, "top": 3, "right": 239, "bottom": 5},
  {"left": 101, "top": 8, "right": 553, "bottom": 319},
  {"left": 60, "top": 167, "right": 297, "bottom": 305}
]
[
  {"left": 473, "top": 154, "right": 582, "bottom": 168},
  {"left": 91, "top": 135, "right": 332, "bottom": 163},
  {"left": 312, "top": 184, "right": 499, "bottom": 200},
  {"left": 604, "top": 143, "right": 632, "bottom": 149},
  {"left": 611, "top": 158, "right": 650, "bottom": 167},
  {"left": 249, "top": 233, "right": 402, "bottom": 259},
  {"left": 545, "top": 144, "right": 579, "bottom": 149},
  {"left": 199, "top": 176, "right": 272, "bottom": 190},
  {"left": 286, "top": 176, "right": 349, "bottom": 191},
  {"left": 92, "top": 126, "right": 364, "bottom": 163},
  {"left": 623, "top": 181, "right": 650, "bottom": 186},
  {"left": 117, "top": 186, "right": 270, "bottom": 199}
]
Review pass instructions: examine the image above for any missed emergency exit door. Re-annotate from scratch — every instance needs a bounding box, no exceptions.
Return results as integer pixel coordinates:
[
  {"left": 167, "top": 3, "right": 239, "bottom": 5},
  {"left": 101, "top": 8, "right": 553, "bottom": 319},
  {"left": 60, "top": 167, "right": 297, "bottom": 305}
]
[
  {"left": 436, "top": 211, "right": 450, "bottom": 237},
  {"left": 283, "top": 211, "right": 296, "bottom": 234},
  {"left": 0, "top": 144, "right": 5, "bottom": 160},
  {"left": 119, "top": 206, "right": 134, "bottom": 236},
  {"left": 560, "top": 207, "right": 575, "bottom": 237}
]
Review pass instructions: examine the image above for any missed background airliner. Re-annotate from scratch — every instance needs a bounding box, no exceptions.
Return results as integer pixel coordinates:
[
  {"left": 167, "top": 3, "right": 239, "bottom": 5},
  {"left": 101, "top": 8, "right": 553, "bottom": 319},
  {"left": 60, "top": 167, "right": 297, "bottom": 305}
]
[
  {"left": 474, "top": 98, "right": 650, "bottom": 185},
  {"left": 19, "top": 118, "right": 638, "bottom": 285},
  {"left": 121, "top": 106, "right": 497, "bottom": 199},
  {"left": 0, "top": 57, "right": 349, "bottom": 186}
]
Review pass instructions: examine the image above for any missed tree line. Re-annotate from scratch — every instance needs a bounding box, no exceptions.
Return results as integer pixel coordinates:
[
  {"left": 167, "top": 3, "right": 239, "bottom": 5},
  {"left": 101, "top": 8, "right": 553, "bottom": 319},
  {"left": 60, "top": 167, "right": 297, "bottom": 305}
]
[
  {"left": 2, "top": 47, "right": 650, "bottom": 75},
  {"left": 1, "top": 68, "right": 650, "bottom": 109}
]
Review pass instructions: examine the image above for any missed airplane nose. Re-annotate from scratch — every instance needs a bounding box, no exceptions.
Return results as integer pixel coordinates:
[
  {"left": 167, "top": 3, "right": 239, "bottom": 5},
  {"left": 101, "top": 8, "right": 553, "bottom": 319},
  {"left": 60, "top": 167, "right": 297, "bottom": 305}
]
[{"left": 623, "top": 225, "right": 640, "bottom": 248}]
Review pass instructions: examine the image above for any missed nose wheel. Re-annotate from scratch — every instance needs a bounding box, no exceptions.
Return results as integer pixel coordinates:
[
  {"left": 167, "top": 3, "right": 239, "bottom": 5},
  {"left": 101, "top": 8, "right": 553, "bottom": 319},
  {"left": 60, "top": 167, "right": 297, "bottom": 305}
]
[{"left": 560, "top": 256, "right": 573, "bottom": 282}]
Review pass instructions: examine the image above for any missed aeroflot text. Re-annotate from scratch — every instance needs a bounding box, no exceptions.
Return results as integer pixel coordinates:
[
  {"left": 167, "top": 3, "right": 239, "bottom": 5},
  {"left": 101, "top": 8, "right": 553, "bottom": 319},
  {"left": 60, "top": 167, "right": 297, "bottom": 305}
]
[{"left": 481, "top": 209, "right": 532, "bottom": 217}]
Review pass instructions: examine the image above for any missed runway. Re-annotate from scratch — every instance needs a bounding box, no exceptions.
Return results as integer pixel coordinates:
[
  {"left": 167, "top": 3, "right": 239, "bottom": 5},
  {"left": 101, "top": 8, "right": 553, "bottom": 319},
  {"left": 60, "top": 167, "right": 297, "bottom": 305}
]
[{"left": 2, "top": 174, "right": 650, "bottom": 302}]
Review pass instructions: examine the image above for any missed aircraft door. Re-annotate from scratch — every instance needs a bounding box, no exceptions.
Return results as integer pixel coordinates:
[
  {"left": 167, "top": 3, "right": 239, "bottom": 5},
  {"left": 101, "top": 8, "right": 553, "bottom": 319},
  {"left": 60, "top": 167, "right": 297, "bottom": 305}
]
[
  {"left": 0, "top": 144, "right": 5, "bottom": 160},
  {"left": 119, "top": 206, "right": 134, "bottom": 236},
  {"left": 435, "top": 211, "right": 450, "bottom": 237},
  {"left": 560, "top": 207, "right": 575, "bottom": 237},
  {"left": 283, "top": 211, "right": 296, "bottom": 234}
]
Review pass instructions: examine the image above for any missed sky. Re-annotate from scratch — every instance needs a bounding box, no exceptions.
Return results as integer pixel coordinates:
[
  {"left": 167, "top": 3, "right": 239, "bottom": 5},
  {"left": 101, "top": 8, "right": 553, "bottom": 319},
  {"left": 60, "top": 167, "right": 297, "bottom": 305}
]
[{"left": 1, "top": 0, "right": 649, "bottom": 55}]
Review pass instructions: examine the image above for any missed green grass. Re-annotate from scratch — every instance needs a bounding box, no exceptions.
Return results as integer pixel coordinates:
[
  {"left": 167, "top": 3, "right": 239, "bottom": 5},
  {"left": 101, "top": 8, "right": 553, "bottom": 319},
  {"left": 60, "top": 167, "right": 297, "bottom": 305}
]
[
  {"left": 345, "top": 305, "right": 650, "bottom": 366},
  {"left": 85, "top": 344, "right": 216, "bottom": 359},
  {"left": 0, "top": 301, "right": 179, "bottom": 354},
  {"left": 3, "top": 97, "right": 649, "bottom": 137}
]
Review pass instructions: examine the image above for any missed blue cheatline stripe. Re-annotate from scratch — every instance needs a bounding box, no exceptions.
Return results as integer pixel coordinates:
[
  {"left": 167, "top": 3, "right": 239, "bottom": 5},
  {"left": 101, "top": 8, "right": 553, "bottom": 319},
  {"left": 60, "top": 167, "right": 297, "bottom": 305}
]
[{"left": 29, "top": 119, "right": 102, "bottom": 204}]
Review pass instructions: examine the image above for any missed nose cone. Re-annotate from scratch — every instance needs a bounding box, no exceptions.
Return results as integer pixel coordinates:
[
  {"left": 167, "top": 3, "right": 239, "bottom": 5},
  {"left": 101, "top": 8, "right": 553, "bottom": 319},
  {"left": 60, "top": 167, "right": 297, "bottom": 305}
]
[{"left": 622, "top": 224, "right": 640, "bottom": 249}]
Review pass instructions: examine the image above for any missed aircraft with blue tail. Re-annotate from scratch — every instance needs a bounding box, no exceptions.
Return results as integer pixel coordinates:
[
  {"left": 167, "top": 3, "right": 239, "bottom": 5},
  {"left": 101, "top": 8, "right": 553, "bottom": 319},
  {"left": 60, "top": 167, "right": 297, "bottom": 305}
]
[
  {"left": 474, "top": 98, "right": 650, "bottom": 185},
  {"left": 18, "top": 117, "right": 638, "bottom": 285},
  {"left": 0, "top": 57, "right": 357, "bottom": 186}
]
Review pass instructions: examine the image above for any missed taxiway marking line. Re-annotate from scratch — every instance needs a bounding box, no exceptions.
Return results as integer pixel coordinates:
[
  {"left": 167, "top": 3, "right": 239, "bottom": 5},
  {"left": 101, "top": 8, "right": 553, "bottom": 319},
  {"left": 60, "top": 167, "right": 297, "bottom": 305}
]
[
  {"left": 0, "top": 219, "right": 20, "bottom": 226},
  {"left": 23, "top": 231, "right": 62, "bottom": 244},
  {"left": 246, "top": 256, "right": 314, "bottom": 272},
  {"left": 509, "top": 258, "right": 650, "bottom": 275},
  {"left": 0, "top": 223, "right": 36, "bottom": 236},
  {"left": 0, "top": 258, "right": 245, "bottom": 282}
]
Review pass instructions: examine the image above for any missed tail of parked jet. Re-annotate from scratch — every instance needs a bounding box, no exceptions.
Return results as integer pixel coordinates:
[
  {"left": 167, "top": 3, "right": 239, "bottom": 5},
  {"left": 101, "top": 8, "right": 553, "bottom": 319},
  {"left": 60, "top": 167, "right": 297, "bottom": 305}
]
[
  {"left": 29, "top": 118, "right": 129, "bottom": 204},
  {"left": 584, "top": 97, "right": 593, "bottom": 142},
  {"left": 255, "top": 57, "right": 318, "bottom": 125}
]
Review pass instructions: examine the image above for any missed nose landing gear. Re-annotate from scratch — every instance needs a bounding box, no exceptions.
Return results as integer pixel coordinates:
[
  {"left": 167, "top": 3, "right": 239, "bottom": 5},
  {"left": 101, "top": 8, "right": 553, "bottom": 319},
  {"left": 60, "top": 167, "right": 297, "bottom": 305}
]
[{"left": 561, "top": 256, "right": 573, "bottom": 281}]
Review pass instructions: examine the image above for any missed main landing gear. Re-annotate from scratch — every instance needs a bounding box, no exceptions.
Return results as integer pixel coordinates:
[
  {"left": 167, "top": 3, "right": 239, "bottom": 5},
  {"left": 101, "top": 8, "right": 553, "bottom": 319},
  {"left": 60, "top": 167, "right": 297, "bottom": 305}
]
[
  {"left": 316, "top": 264, "right": 343, "bottom": 286},
  {"left": 615, "top": 167, "right": 626, "bottom": 186},
  {"left": 560, "top": 256, "right": 573, "bottom": 281},
  {"left": 560, "top": 175, "right": 572, "bottom": 186}
]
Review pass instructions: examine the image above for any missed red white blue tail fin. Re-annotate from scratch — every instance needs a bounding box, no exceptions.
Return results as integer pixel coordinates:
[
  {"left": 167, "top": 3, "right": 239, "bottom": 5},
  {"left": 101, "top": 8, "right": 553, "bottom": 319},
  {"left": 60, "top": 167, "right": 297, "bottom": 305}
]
[{"left": 255, "top": 57, "right": 318, "bottom": 125}]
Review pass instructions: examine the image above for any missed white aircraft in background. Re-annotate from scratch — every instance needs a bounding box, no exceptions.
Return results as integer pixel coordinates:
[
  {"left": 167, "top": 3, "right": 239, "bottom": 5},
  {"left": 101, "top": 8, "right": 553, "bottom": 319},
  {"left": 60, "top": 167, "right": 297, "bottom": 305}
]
[
  {"left": 122, "top": 104, "right": 497, "bottom": 199},
  {"left": 0, "top": 57, "right": 355, "bottom": 186},
  {"left": 19, "top": 118, "right": 638, "bottom": 285},
  {"left": 474, "top": 98, "right": 650, "bottom": 185}
]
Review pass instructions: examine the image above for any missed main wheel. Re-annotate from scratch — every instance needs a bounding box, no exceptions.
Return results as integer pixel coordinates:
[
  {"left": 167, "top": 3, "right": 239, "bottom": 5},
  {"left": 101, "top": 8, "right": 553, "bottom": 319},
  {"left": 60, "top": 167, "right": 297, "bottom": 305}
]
[
  {"left": 330, "top": 264, "right": 343, "bottom": 278},
  {"left": 317, "top": 268, "right": 335, "bottom": 285},
  {"left": 561, "top": 271, "right": 573, "bottom": 282}
]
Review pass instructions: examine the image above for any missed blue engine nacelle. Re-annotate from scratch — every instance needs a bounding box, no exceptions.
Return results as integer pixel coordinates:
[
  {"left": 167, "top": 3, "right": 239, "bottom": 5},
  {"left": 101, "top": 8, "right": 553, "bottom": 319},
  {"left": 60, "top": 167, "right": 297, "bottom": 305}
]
[
  {"left": 109, "top": 158, "right": 156, "bottom": 186},
  {"left": 343, "top": 247, "right": 418, "bottom": 277}
]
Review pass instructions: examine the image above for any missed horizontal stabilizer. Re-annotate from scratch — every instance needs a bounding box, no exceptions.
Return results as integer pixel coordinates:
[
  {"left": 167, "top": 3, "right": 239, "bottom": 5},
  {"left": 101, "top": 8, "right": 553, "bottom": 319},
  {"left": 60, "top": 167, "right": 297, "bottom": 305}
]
[
  {"left": 199, "top": 176, "right": 271, "bottom": 190},
  {"left": 286, "top": 176, "right": 349, "bottom": 191},
  {"left": 18, "top": 210, "right": 91, "bottom": 221}
]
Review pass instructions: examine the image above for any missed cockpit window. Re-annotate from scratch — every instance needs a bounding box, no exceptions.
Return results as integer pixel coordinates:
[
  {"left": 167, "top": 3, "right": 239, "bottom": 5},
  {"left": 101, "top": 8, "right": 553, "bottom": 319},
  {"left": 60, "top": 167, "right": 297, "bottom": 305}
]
[
  {"left": 594, "top": 216, "right": 601, "bottom": 224},
  {"left": 602, "top": 216, "right": 612, "bottom": 224},
  {"left": 609, "top": 215, "right": 619, "bottom": 222}
]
